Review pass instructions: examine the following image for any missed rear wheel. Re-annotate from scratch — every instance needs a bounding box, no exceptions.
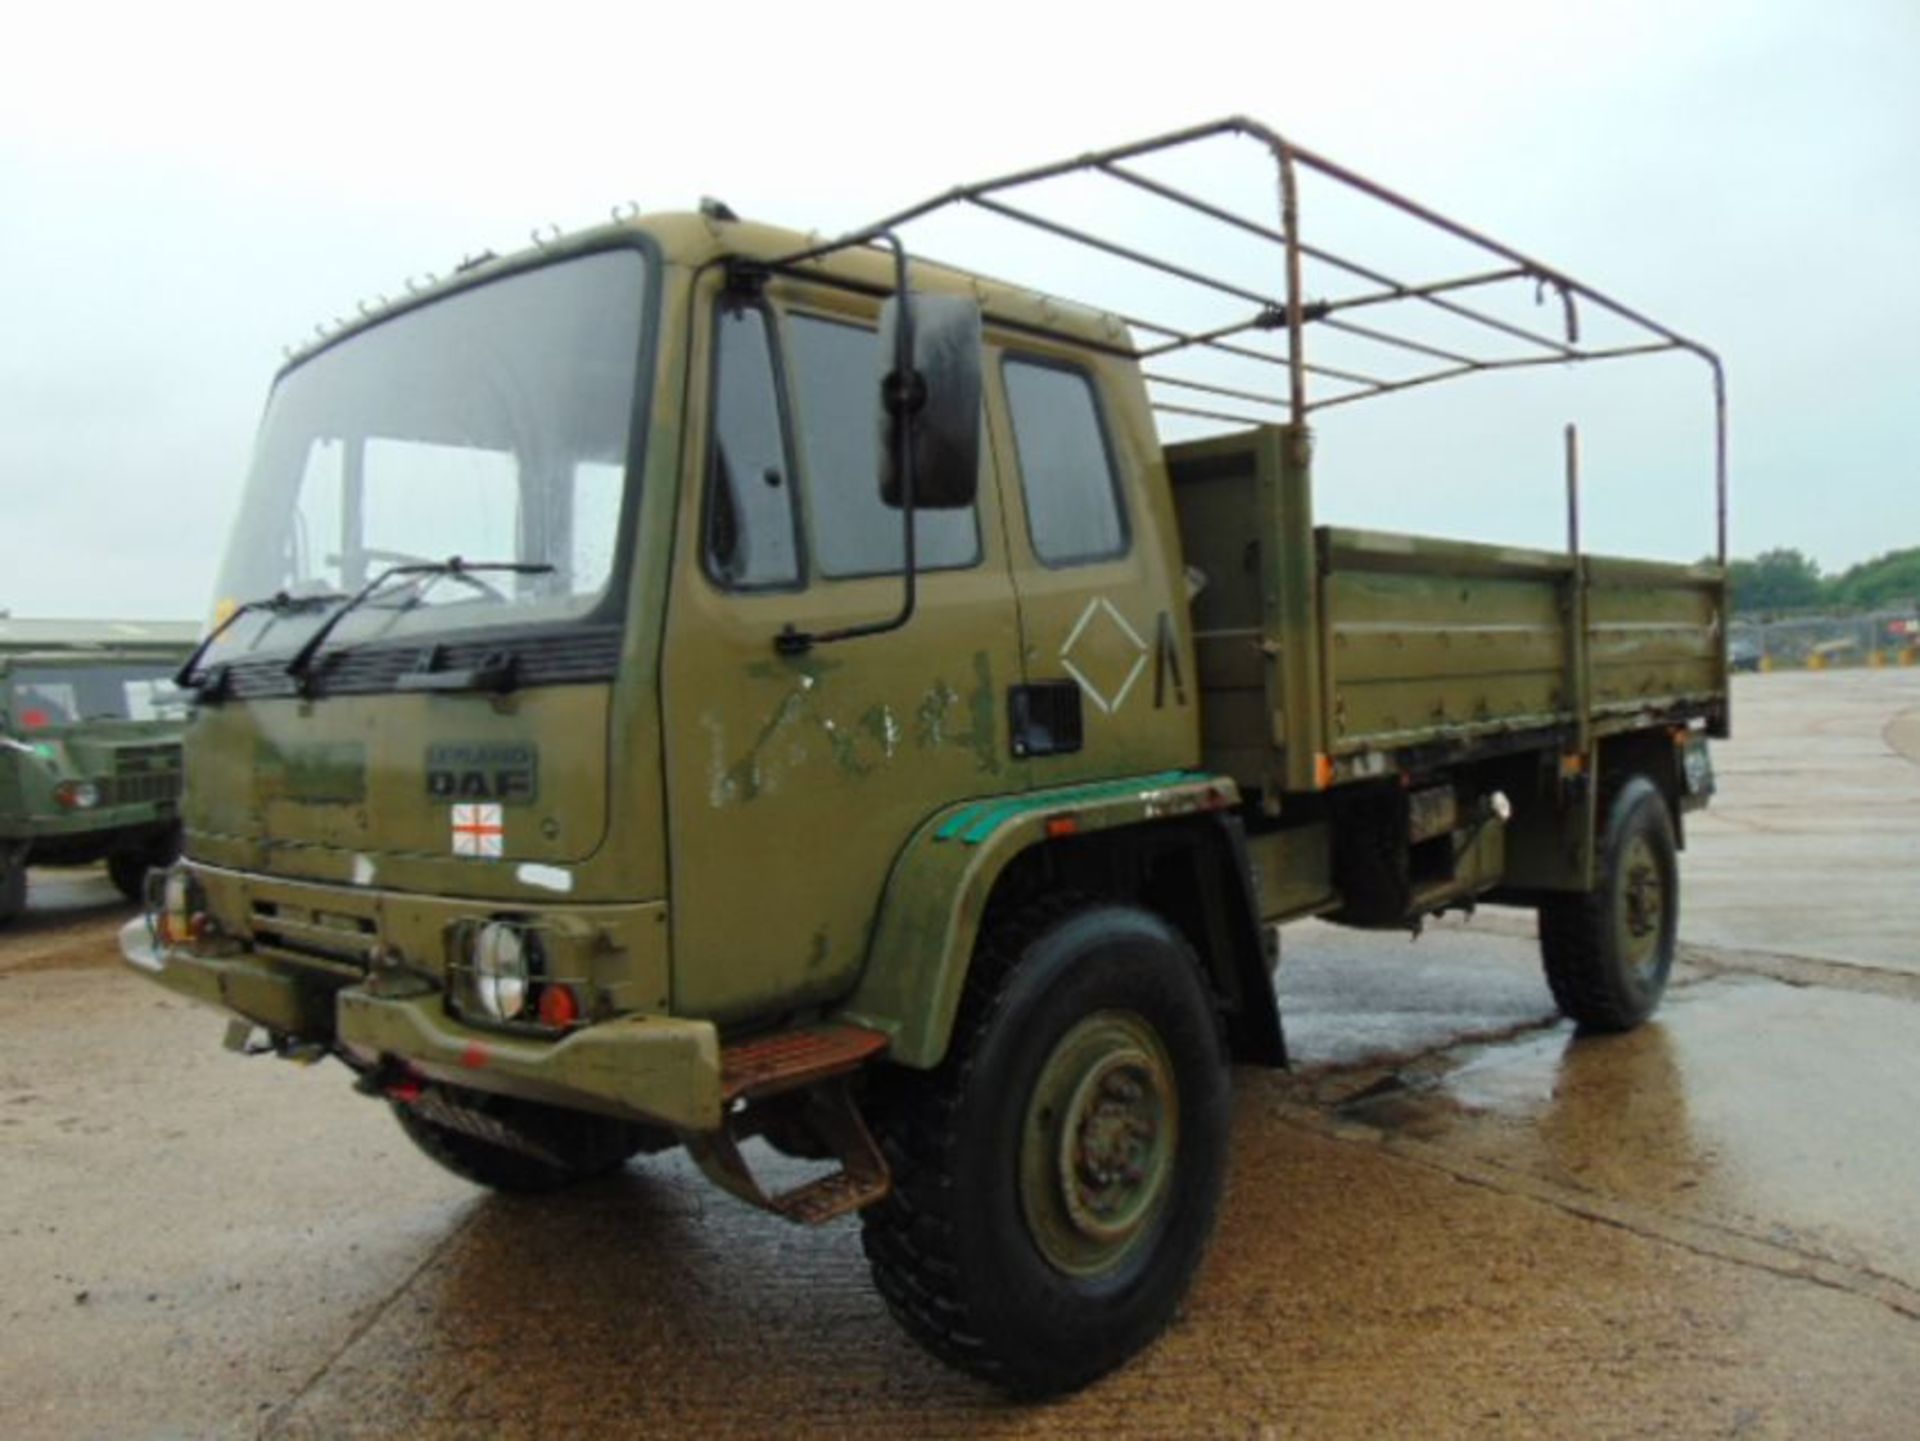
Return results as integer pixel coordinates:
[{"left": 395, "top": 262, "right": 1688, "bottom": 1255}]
[
  {"left": 391, "top": 1086, "right": 659, "bottom": 1194},
  {"left": 1539, "top": 776, "right": 1679, "bottom": 1031},
  {"left": 860, "top": 899, "right": 1230, "bottom": 1397}
]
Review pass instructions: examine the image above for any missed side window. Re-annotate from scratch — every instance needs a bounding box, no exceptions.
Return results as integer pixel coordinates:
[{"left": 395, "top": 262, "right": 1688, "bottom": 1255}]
[
  {"left": 787, "top": 314, "right": 980, "bottom": 578},
  {"left": 568, "top": 460, "right": 626, "bottom": 597},
  {"left": 291, "top": 439, "right": 345, "bottom": 590},
  {"left": 1003, "top": 359, "right": 1127, "bottom": 566},
  {"left": 706, "top": 305, "right": 800, "bottom": 589}
]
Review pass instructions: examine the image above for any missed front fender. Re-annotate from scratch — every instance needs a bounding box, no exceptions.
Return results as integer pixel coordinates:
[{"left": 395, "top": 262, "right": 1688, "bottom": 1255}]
[{"left": 835, "top": 770, "right": 1236, "bottom": 1068}]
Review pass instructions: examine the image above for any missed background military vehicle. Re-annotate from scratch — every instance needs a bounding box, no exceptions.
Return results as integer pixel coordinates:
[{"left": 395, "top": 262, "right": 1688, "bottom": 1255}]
[
  {"left": 124, "top": 118, "right": 1727, "bottom": 1394},
  {"left": 1, "top": 617, "right": 196, "bottom": 923}
]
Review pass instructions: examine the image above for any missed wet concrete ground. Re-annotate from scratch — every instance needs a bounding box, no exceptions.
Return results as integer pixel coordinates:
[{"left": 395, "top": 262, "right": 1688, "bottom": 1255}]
[{"left": 3, "top": 671, "right": 1918, "bottom": 1438}]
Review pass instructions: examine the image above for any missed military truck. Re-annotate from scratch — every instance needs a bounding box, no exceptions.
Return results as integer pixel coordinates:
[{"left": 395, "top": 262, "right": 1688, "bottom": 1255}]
[
  {"left": 1, "top": 617, "right": 196, "bottom": 922},
  {"left": 124, "top": 118, "right": 1727, "bottom": 1394}
]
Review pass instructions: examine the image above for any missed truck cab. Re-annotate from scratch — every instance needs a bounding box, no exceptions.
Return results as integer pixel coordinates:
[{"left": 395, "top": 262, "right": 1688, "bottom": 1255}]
[
  {"left": 146, "top": 214, "right": 1225, "bottom": 1063},
  {"left": 1, "top": 618, "right": 196, "bottom": 921}
]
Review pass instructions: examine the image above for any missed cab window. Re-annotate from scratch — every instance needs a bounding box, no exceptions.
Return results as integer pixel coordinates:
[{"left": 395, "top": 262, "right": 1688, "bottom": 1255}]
[
  {"left": 1003, "top": 358, "right": 1128, "bottom": 566},
  {"left": 705, "top": 304, "right": 801, "bottom": 590}
]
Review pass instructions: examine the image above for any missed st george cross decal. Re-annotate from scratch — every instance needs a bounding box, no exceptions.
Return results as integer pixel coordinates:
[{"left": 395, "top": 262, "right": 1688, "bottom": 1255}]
[{"left": 451, "top": 803, "right": 504, "bottom": 858}]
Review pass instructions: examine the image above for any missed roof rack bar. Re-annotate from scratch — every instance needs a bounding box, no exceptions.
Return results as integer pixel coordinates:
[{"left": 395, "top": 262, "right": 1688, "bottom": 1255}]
[
  {"left": 1100, "top": 160, "right": 1295, "bottom": 249},
  {"left": 1144, "top": 372, "right": 1312, "bottom": 409},
  {"left": 793, "top": 114, "right": 1725, "bottom": 560},
  {"left": 1379, "top": 290, "right": 1582, "bottom": 357},
  {"left": 966, "top": 195, "right": 1284, "bottom": 313},
  {"left": 906, "top": 118, "right": 1259, "bottom": 223},
  {"left": 1272, "top": 127, "right": 1717, "bottom": 361},
  {"left": 779, "top": 117, "right": 1264, "bottom": 270},
  {"left": 1126, "top": 313, "right": 1288, "bottom": 363},
  {"left": 1099, "top": 157, "right": 1582, "bottom": 360},
  {"left": 1314, "top": 315, "right": 1482, "bottom": 367},
  {"left": 1129, "top": 315, "right": 1382, "bottom": 390},
  {"left": 1152, "top": 400, "right": 1275, "bottom": 428},
  {"left": 1303, "top": 340, "right": 1685, "bottom": 414},
  {"left": 1318, "top": 266, "right": 1532, "bottom": 316}
]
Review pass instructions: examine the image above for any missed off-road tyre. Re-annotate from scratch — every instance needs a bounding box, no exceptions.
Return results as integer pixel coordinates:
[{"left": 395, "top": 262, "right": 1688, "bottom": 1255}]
[
  {"left": 107, "top": 826, "right": 179, "bottom": 904},
  {"left": 1539, "top": 776, "right": 1679, "bottom": 1032},
  {"left": 391, "top": 1086, "right": 654, "bottom": 1194},
  {"left": 0, "top": 858, "right": 25, "bottom": 927},
  {"left": 107, "top": 850, "right": 152, "bottom": 904},
  {"left": 860, "top": 898, "right": 1231, "bottom": 1397}
]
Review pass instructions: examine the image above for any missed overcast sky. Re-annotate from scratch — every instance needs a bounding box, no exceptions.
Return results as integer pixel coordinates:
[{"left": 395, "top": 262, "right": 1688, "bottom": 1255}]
[{"left": 3, "top": 0, "right": 1915, "bottom": 621}]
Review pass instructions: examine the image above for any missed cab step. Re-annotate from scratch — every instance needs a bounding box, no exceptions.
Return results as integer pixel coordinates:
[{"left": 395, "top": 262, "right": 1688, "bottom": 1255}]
[
  {"left": 720, "top": 1023, "right": 890, "bottom": 1102},
  {"left": 691, "top": 1025, "right": 893, "bottom": 1225}
]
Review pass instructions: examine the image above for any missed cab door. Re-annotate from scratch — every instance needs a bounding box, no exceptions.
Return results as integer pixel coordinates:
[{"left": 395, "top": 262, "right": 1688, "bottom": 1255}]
[
  {"left": 988, "top": 345, "right": 1198, "bottom": 788},
  {"left": 659, "top": 274, "right": 1023, "bottom": 1025}
]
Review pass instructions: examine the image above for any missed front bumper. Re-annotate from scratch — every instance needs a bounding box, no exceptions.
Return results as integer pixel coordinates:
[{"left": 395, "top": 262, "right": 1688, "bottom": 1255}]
[{"left": 120, "top": 918, "right": 724, "bottom": 1132}]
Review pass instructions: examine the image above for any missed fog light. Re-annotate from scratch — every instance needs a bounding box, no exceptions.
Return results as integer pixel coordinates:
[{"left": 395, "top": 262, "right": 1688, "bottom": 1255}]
[
  {"left": 54, "top": 779, "right": 101, "bottom": 810},
  {"left": 159, "top": 867, "right": 196, "bottom": 945},
  {"left": 470, "top": 922, "right": 533, "bottom": 1022}
]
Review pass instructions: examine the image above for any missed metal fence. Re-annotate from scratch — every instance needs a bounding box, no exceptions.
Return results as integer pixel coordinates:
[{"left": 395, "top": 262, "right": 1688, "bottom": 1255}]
[{"left": 1732, "top": 610, "right": 1920, "bottom": 669}]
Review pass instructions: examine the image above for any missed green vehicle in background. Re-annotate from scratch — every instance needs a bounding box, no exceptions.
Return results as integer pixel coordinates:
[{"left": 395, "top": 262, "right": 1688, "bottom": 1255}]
[
  {"left": 122, "top": 119, "right": 1729, "bottom": 1394},
  {"left": 1, "top": 617, "right": 197, "bottom": 923}
]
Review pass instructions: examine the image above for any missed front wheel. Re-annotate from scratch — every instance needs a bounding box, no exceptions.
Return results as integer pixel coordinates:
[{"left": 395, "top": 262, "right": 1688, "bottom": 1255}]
[
  {"left": 1538, "top": 776, "right": 1679, "bottom": 1031},
  {"left": 0, "top": 854, "right": 25, "bottom": 927},
  {"left": 391, "top": 1086, "right": 660, "bottom": 1194},
  {"left": 107, "top": 827, "right": 179, "bottom": 904},
  {"left": 861, "top": 900, "right": 1231, "bottom": 1397}
]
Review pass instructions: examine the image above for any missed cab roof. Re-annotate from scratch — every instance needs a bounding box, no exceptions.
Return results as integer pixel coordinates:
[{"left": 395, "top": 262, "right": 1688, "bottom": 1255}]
[{"left": 284, "top": 208, "right": 1128, "bottom": 375}]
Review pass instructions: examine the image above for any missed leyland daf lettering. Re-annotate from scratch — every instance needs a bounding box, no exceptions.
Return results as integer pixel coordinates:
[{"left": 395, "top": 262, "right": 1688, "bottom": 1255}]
[{"left": 425, "top": 743, "right": 538, "bottom": 804}]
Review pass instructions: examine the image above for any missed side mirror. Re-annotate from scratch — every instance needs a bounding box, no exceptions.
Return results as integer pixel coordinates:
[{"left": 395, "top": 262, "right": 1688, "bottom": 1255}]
[{"left": 877, "top": 293, "right": 982, "bottom": 511}]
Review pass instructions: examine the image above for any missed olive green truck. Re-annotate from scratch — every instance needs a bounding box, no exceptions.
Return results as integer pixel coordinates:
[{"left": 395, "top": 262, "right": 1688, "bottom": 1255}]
[
  {"left": 2, "top": 618, "right": 196, "bottom": 922},
  {"left": 125, "top": 119, "right": 1727, "bottom": 1394}
]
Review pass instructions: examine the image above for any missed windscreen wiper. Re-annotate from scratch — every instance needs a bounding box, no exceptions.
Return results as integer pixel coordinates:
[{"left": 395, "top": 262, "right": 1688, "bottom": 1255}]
[
  {"left": 283, "top": 557, "right": 554, "bottom": 696},
  {"left": 175, "top": 590, "right": 348, "bottom": 690}
]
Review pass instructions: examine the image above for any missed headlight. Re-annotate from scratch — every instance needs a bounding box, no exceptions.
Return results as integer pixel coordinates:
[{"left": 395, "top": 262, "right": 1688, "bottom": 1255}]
[
  {"left": 54, "top": 779, "right": 101, "bottom": 810},
  {"left": 470, "top": 922, "right": 534, "bottom": 1022}
]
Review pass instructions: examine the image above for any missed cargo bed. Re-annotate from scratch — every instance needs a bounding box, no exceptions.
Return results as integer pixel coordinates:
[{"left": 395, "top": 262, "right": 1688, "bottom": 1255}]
[{"left": 1170, "top": 427, "right": 1729, "bottom": 800}]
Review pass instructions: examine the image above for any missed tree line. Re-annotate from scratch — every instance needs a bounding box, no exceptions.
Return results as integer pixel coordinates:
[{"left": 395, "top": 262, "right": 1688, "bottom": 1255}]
[{"left": 1728, "top": 547, "right": 1920, "bottom": 615}]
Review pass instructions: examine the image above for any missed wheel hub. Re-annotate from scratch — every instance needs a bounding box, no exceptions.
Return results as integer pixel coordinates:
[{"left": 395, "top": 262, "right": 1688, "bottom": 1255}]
[
  {"left": 1064, "top": 1054, "right": 1163, "bottom": 1236},
  {"left": 1021, "top": 1011, "right": 1178, "bottom": 1276},
  {"left": 1618, "top": 834, "right": 1667, "bottom": 972},
  {"left": 1625, "top": 867, "right": 1659, "bottom": 936}
]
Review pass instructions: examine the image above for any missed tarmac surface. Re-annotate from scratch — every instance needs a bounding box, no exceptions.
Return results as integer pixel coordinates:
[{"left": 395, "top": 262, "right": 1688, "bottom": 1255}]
[{"left": 3, "top": 669, "right": 1918, "bottom": 1438}]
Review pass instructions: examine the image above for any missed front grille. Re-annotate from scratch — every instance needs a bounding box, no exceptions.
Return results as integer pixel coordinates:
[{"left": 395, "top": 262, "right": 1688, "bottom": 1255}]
[
  {"left": 101, "top": 771, "right": 182, "bottom": 806},
  {"left": 114, "top": 743, "right": 176, "bottom": 772},
  {"left": 102, "top": 744, "right": 182, "bottom": 806}
]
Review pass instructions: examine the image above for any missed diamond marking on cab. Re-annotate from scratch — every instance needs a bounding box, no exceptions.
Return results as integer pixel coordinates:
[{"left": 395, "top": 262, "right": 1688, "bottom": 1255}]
[{"left": 1061, "top": 597, "right": 1149, "bottom": 716}]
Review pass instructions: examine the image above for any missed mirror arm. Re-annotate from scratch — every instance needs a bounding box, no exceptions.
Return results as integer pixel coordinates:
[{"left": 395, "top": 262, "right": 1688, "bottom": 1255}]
[{"left": 775, "top": 232, "right": 920, "bottom": 657}]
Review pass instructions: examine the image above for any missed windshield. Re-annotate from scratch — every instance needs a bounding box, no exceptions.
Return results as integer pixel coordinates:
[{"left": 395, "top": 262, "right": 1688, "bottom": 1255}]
[
  {"left": 208, "top": 248, "right": 652, "bottom": 660},
  {"left": 5, "top": 664, "right": 190, "bottom": 730}
]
